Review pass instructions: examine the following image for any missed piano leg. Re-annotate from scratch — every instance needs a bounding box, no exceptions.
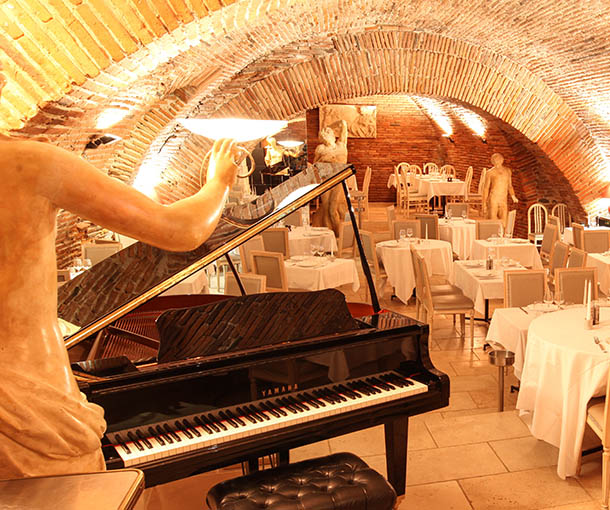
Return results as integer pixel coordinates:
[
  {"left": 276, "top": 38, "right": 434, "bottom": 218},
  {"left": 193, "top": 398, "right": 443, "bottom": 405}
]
[{"left": 384, "top": 416, "right": 409, "bottom": 496}]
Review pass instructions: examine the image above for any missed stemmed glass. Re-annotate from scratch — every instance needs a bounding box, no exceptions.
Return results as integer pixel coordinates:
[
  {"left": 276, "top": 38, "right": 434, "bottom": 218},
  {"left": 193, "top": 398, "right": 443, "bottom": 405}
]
[
  {"left": 461, "top": 210, "right": 467, "bottom": 221},
  {"left": 406, "top": 228, "right": 413, "bottom": 240},
  {"left": 399, "top": 229, "right": 406, "bottom": 243}
]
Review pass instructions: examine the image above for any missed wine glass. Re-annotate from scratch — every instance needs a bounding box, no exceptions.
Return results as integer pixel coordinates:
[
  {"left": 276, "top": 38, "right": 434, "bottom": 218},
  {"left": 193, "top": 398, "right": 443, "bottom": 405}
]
[
  {"left": 406, "top": 228, "right": 413, "bottom": 240},
  {"left": 461, "top": 210, "right": 467, "bottom": 221},
  {"left": 399, "top": 229, "right": 406, "bottom": 243},
  {"left": 310, "top": 244, "right": 317, "bottom": 257},
  {"left": 544, "top": 286, "right": 554, "bottom": 307}
]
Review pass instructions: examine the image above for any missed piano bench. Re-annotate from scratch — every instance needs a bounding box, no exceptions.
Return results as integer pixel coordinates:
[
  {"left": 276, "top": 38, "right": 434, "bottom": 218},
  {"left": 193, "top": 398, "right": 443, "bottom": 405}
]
[{"left": 206, "top": 453, "right": 396, "bottom": 510}]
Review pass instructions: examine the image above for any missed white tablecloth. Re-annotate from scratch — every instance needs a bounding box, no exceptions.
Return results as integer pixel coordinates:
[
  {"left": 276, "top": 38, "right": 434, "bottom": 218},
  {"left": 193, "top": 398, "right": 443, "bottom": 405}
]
[
  {"left": 376, "top": 239, "right": 454, "bottom": 304},
  {"left": 584, "top": 253, "right": 610, "bottom": 294},
  {"left": 439, "top": 219, "right": 476, "bottom": 260},
  {"left": 517, "top": 307, "right": 610, "bottom": 479},
  {"left": 486, "top": 307, "right": 536, "bottom": 378},
  {"left": 563, "top": 226, "right": 610, "bottom": 245},
  {"left": 288, "top": 227, "right": 338, "bottom": 256},
  {"left": 161, "top": 268, "right": 209, "bottom": 295},
  {"left": 413, "top": 176, "right": 466, "bottom": 201},
  {"left": 452, "top": 260, "right": 526, "bottom": 314},
  {"left": 471, "top": 239, "right": 543, "bottom": 269},
  {"left": 285, "top": 257, "right": 360, "bottom": 292}
]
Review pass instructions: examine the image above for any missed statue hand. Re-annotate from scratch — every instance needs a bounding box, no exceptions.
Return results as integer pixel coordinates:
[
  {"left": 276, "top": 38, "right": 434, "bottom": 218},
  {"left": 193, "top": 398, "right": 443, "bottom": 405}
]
[
  {"left": 207, "top": 138, "right": 238, "bottom": 188},
  {"left": 512, "top": 196, "right": 519, "bottom": 203}
]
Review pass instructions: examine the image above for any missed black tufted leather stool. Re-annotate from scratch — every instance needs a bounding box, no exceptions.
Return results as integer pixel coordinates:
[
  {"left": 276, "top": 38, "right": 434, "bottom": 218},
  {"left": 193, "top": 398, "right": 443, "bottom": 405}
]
[{"left": 206, "top": 453, "right": 396, "bottom": 510}]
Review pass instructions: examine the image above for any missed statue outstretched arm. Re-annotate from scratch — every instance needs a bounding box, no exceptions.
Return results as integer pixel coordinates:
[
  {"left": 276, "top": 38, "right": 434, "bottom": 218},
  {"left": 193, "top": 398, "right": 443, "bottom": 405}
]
[
  {"left": 338, "top": 119, "right": 348, "bottom": 146},
  {"left": 13, "top": 138, "right": 238, "bottom": 252},
  {"left": 509, "top": 170, "right": 518, "bottom": 203}
]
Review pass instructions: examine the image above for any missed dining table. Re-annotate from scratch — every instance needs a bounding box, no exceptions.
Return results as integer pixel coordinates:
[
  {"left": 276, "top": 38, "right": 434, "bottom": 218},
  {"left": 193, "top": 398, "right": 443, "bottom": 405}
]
[
  {"left": 376, "top": 238, "right": 453, "bottom": 304},
  {"left": 288, "top": 226, "right": 338, "bottom": 256},
  {"left": 517, "top": 306, "right": 610, "bottom": 479},
  {"left": 160, "top": 267, "right": 209, "bottom": 295},
  {"left": 284, "top": 255, "right": 360, "bottom": 292},
  {"left": 583, "top": 251, "right": 610, "bottom": 295},
  {"left": 438, "top": 218, "right": 477, "bottom": 259},
  {"left": 471, "top": 238, "right": 543, "bottom": 269},
  {"left": 409, "top": 174, "right": 467, "bottom": 202},
  {"left": 563, "top": 225, "right": 610, "bottom": 245}
]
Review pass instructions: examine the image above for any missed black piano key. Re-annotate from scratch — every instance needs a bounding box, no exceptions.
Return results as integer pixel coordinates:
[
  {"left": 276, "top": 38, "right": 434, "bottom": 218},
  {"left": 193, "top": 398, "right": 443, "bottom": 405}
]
[
  {"left": 201, "top": 414, "right": 220, "bottom": 432},
  {"left": 361, "top": 380, "right": 382, "bottom": 394},
  {"left": 237, "top": 406, "right": 258, "bottom": 424},
  {"left": 348, "top": 381, "right": 371, "bottom": 396},
  {"left": 326, "top": 387, "right": 347, "bottom": 402},
  {"left": 278, "top": 397, "right": 299, "bottom": 414},
  {"left": 298, "top": 393, "right": 320, "bottom": 408},
  {"left": 135, "top": 429, "right": 153, "bottom": 449},
  {"left": 333, "top": 385, "right": 356, "bottom": 400},
  {"left": 226, "top": 410, "right": 246, "bottom": 427},
  {"left": 287, "top": 396, "right": 309, "bottom": 411},
  {"left": 262, "top": 401, "right": 283, "bottom": 417},
  {"left": 338, "top": 384, "right": 361, "bottom": 398},
  {"left": 156, "top": 425, "right": 173, "bottom": 444},
  {"left": 381, "top": 374, "right": 406, "bottom": 387},
  {"left": 371, "top": 376, "right": 395, "bottom": 390},
  {"left": 367, "top": 377, "right": 391, "bottom": 391},
  {"left": 304, "top": 391, "right": 326, "bottom": 406},
  {"left": 175, "top": 421, "right": 193, "bottom": 439},
  {"left": 148, "top": 427, "right": 165, "bottom": 446},
  {"left": 208, "top": 413, "right": 228, "bottom": 431},
  {"left": 127, "top": 431, "right": 145, "bottom": 451},
  {"left": 219, "top": 411, "right": 239, "bottom": 428},
  {"left": 163, "top": 424, "right": 181, "bottom": 442},
  {"left": 248, "top": 404, "right": 270, "bottom": 421},
  {"left": 194, "top": 416, "right": 214, "bottom": 434},
  {"left": 114, "top": 434, "right": 131, "bottom": 454},
  {"left": 183, "top": 419, "right": 201, "bottom": 437},
  {"left": 313, "top": 389, "right": 335, "bottom": 405}
]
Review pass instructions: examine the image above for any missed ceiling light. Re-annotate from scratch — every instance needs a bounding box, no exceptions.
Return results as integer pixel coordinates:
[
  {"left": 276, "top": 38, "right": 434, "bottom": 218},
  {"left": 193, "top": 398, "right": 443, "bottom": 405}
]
[
  {"left": 96, "top": 108, "right": 129, "bottom": 130},
  {"left": 179, "top": 118, "right": 288, "bottom": 143}
]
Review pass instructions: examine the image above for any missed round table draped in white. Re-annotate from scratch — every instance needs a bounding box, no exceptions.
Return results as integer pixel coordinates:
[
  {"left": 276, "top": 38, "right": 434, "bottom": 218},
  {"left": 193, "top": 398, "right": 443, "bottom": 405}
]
[
  {"left": 288, "top": 227, "right": 338, "bottom": 256},
  {"left": 517, "top": 306, "right": 610, "bottom": 479},
  {"left": 284, "top": 256, "right": 360, "bottom": 292},
  {"left": 471, "top": 238, "right": 543, "bottom": 269},
  {"left": 376, "top": 239, "right": 454, "bottom": 304},
  {"left": 439, "top": 218, "right": 476, "bottom": 260}
]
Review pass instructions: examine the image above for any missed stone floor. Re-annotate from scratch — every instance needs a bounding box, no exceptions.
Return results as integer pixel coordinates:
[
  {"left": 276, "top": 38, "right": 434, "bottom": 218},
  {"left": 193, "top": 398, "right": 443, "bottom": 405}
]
[{"left": 141, "top": 203, "right": 605, "bottom": 510}]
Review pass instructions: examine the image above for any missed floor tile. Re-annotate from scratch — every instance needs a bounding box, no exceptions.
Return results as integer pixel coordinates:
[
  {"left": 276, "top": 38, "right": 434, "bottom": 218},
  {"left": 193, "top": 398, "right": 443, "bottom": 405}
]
[
  {"left": 538, "top": 502, "right": 600, "bottom": 510},
  {"left": 407, "top": 443, "right": 506, "bottom": 486},
  {"left": 459, "top": 467, "right": 591, "bottom": 510},
  {"left": 400, "top": 480, "right": 472, "bottom": 510},
  {"left": 451, "top": 359, "right": 499, "bottom": 377},
  {"left": 450, "top": 374, "right": 498, "bottom": 392},
  {"left": 290, "top": 440, "right": 331, "bottom": 462},
  {"left": 328, "top": 425, "right": 385, "bottom": 456},
  {"left": 489, "top": 436, "right": 559, "bottom": 471},
  {"left": 576, "top": 455, "right": 602, "bottom": 500}
]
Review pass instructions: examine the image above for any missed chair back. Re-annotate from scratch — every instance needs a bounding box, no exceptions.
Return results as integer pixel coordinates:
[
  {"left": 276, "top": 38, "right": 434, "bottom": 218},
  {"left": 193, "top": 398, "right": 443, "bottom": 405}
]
[
  {"left": 362, "top": 166, "right": 372, "bottom": 195},
  {"left": 262, "top": 228, "right": 290, "bottom": 258},
  {"left": 392, "top": 220, "right": 420, "bottom": 240},
  {"left": 554, "top": 267, "right": 598, "bottom": 304},
  {"left": 439, "top": 164, "right": 456, "bottom": 177},
  {"left": 423, "top": 162, "right": 438, "bottom": 175},
  {"left": 386, "top": 205, "right": 396, "bottom": 233},
  {"left": 250, "top": 250, "right": 288, "bottom": 292},
  {"left": 572, "top": 223, "right": 585, "bottom": 249},
  {"left": 506, "top": 209, "right": 517, "bottom": 238},
  {"left": 359, "top": 230, "right": 382, "bottom": 277},
  {"left": 413, "top": 252, "right": 434, "bottom": 311},
  {"left": 415, "top": 214, "right": 439, "bottom": 239},
  {"left": 283, "top": 209, "right": 303, "bottom": 227},
  {"left": 584, "top": 230, "right": 610, "bottom": 253},
  {"left": 446, "top": 202, "right": 468, "bottom": 218},
  {"left": 83, "top": 242, "right": 122, "bottom": 266},
  {"left": 540, "top": 223, "right": 559, "bottom": 260},
  {"left": 503, "top": 270, "right": 546, "bottom": 307},
  {"left": 567, "top": 247, "right": 587, "bottom": 268},
  {"left": 549, "top": 241, "right": 569, "bottom": 277},
  {"left": 57, "top": 269, "right": 71, "bottom": 284},
  {"left": 548, "top": 215, "right": 560, "bottom": 229},
  {"left": 410, "top": 164, "right": 423, "bottom": 175},
  {"left": 224, "top": 273, "right": 267, "bottom": 295},
  {"left": 477, "top": 167, "right": 488, "bottom": 195},
  {"left": 337, "top": 221, "right": 355, "bottom": 257},
  {"left": 239, "top": 235, "right": 265, "bottom": 273},
  {"left": 464, "top": 166, "right": 473, "bottom": 199},
  {"left": 395, "top": 162, "right": 409, "bottom": 175},
  {"left": 476, "top": 220, "right": 503, "bottom": 240},
  {"left": 528, "top": 203, "right": 548, "bottom": 235},
  {"left": 551, "top": 203, "right": 571, "bottom": 233}
]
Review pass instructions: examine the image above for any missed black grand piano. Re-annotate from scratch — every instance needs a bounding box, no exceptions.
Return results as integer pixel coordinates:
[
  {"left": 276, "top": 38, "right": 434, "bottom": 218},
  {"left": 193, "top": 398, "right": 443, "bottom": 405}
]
[{"left": 59, "top": 162, "right": 449, "bottom": 496}]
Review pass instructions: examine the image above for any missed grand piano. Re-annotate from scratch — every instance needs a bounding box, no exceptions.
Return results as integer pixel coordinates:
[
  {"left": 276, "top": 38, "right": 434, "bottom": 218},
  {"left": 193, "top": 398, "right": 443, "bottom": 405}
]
[{"left": 59, "top": 162, "right": 449, "bottom": 496}]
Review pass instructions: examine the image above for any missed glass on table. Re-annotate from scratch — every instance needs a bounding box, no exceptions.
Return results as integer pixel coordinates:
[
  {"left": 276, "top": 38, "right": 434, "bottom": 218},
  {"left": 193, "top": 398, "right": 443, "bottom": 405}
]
[
  {"left": 406, "top": 228, "right": 413, "bottom": 240},
  {"left": 399, "top": 229, "right": 406, "bottom": 242}
]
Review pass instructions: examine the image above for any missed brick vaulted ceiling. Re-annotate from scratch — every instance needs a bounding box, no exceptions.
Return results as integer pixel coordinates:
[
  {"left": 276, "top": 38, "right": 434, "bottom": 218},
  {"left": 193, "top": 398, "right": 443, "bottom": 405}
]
[{"left": 2, "top": 0, "right": 610, "bottom": 215}]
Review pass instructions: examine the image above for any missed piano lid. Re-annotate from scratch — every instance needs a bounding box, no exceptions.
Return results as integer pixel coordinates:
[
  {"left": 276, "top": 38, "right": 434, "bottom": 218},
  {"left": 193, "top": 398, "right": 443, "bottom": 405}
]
[{"left": 60, "top": 163, "right": 355, "bottom": 349}]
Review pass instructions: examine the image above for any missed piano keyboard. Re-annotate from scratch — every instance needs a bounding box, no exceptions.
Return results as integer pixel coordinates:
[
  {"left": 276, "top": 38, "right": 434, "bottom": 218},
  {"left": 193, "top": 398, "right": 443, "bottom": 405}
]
[{"left": 108, "top": 371, "right": 428, "bottom": 467}]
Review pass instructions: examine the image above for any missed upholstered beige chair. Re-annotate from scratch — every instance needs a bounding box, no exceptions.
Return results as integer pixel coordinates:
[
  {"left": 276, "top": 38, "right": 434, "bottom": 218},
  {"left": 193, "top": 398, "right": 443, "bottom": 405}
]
[
  {"left": 337, "top": 221, "right": 355, "bottom": 258},
  {"left": 539, "top": 223, "right": 559, "bottom": 264},
  {"left": 554, "top": 267, "right": 598, "bottom": 304},
  {"left": 224, "top": 273, "right": 267, "bottom": 296},
  {"left": 506, "top": 209, "right": 517, "bottom": 238},
  {"left": 359, "top": 230, "right": 387, "bottom": 297},
  {"left": 392, "top": 219, "right": 420, "bottom": 240},
  {"left": 572, "top": 223, "right": 585, "bottom": 250},
  {"left": 585, "top": 375, "right": 610, "bottom": 509},
  {"left": 386, "top": 205, "right": 396, "bottom": 233},
  {"left": 404, "top": 172, "right": 428, "bottom": 214},
  {"left": 467, "top": 167, "right": 486, "bottom": 213},
  {"left": 415, "top": 252, "right": 475, "bottom": 348},
  {"left": 548, "top": 241, "right": 570, "bottom": 283},
  {"left": 262, "top": 228, "right": 290, "bottom": 258},
  {"left": 551, "top": 203, "right": 571, "bottom": 234},
  {"left": 415, "top": 214, "right": 439, "bottom": 239},
  {"left": 250, "top": 250, "right": 288, "bottom": 292},
  {"left": 351, "top": 166, "right": 372, "bottom": 220},
  {"left": 528, "top": 203, "right": 548, "bottom": 247},
  {"left": 548, "top": 215, "right": 560, "bottom": 229},
  {"left": 567, "top": 247, "right": 588, "bottom": 268},
  {"left": 446, "top": 202, "right": 468, "bottom": 218},
  {"left": 394, "top": 164, "right": 408, "bottom": 209},
  {"left": 239, "top": 235, "right": 265, "bottom": 273},
  {"left": 503, "top": 270, "right": 546, "bottom": 308},
  {"left": 476, "top": 219, "right": 503, "bottom": 240},
  {"left": 283, "top": 209, "right": 303, "bottom": 227},
  {"left": 584, "top": 230, "right": 610, "bottom": 253}
]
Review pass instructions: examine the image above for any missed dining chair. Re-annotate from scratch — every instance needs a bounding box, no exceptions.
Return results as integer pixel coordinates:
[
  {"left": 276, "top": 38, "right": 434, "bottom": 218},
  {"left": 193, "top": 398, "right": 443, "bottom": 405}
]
[
  {"left": 415, "top": 252, "right": 475, "bottom": 348},
  {"left": 446, "top": 202, "right": 468, "bottom": 218},
  {"left": 250, "top": 250, "right": 288, "bottom": 292},
  {"left": 539, "top": 223, "right": 559, "bottom": 265},
  {"left": 554, "top": 267, "right": 598, "bottom": 304},
  {"left": 262, "top": 228, "right": 290, "bottom": 258},
  {"left": 394, "top": 163, "right": 408, "bottom": 209},
  {"left": 548, "top": 215, "right": 560, "bottom": 230},
  {"left": 392, "top": 219, "right": 421, "bottom": 240},
  {"left": 415, "top": 214, "right": 439, "bottom": 239},
  {"left": 585, "top": 374, "right": 610, "bottom": 509},
  {"left": 410, "top": 164, "right": 423, "bottom": 175},
  {"left": 405, "top": 173, "right": 429, "bottom": 215},
  {"left": 548, "top": 241, "right": 570, "bottom": 283},
  {"left": 463, "top": 166, "right": 473, "bottom": 201},
  {"left": 572, "top": 223, "right": 585, "bottom": 249},
  {"left": 505, "top": 209, "right": 517, "bottom": 238},
  {"left": 528, "top": 203, "right": 549, "bottom": 247},
  {"left": 503, "top": 270, "right": 546, "bottom": 307},
  {"left": 567, "top": 247, "right": 588, "bottom": 268},
  {"left": 423, "top": 162, "right": 439, "bottom": 175},
  {"left": 551, "top": 203, "right": 571, "bottom": 234},
  {"left": 439, "top": 164, "right": 456, "bottom": 177},
  {"left": 476, "top": 219, "right": 503, "bottom": 240},
  {"left": 337, "top": 221, "right": 355, "bottom": 258},
  {"left": 584, "top": 230, "right": 610, "bottom": 253},
  {"left": 283, "top": 209, "right": 303, "bottom": 227},
  {"left": 224, "top": 273, "right": 267, "bottom": 296},
  {"left": 467, "top": 167, "right": 486, "bottom": 213},
  {"left": 386, "top": 205, "right": 396, "bottom": 233},
  {"left": 359, "top": 230, "right": 387, "bottom": 298},
  {"left": 238, "top": 235, "right": 265, "bottom": 273}
]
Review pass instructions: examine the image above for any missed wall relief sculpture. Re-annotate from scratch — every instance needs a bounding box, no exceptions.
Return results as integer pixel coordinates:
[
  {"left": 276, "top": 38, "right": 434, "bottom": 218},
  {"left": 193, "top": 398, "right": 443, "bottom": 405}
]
[{"left": 319, "top": 104, "right": 377, "bottom": 138}]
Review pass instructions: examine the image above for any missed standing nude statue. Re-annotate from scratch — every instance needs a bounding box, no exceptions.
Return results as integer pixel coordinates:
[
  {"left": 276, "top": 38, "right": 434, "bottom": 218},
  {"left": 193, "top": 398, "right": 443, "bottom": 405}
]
[
  {"left": 482, "top": 153, "right": 519, "bottom": 229},
  {"left": 0, "top": 68, "right": 239, "bottom": 480},
  {"left": 312, "top": 120, "right": 350, "bottom": 236}
]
